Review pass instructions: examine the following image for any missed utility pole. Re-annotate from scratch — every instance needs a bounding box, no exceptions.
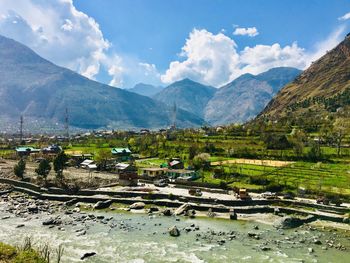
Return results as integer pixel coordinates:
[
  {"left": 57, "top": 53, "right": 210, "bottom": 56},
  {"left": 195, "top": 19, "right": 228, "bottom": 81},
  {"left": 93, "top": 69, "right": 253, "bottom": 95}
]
[
  {"left": 19, "top": 115, "right": 23, "bottom": 143},
  {"left": 172, "top": 102, "right": 177, "bottom": 130},
  {"left": 64, "top": 108, "right": 69, "bottom": 139}
]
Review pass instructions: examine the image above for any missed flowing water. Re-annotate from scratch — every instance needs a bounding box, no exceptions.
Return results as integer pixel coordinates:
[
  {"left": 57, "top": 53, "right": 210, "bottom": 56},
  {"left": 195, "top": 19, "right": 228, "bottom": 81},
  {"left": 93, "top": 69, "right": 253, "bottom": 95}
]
[{"left": 0, "top": 204, "right": 349, "bottom": 262}]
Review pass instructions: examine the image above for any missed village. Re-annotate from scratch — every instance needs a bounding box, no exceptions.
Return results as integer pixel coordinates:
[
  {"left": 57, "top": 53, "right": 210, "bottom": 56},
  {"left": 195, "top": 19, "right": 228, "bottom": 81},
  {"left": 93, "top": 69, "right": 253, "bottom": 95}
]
[{"left": 0, "top": 130, "right": 348, "bottom": 228}]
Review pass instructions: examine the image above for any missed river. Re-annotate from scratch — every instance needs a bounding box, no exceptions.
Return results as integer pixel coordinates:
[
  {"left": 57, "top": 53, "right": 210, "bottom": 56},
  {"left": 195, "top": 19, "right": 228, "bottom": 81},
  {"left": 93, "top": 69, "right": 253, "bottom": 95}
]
[{"left": 0, "top": 200, "right": 349, "bottom": 263}]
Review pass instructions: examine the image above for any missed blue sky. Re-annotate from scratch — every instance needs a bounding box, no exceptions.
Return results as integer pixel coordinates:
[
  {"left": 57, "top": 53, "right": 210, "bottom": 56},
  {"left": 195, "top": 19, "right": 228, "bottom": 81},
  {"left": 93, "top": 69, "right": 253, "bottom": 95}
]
[
  {"left": 0, "top": 0, "right": 349, "bottom": 88},
  {"left": 74, "top": 0, "right": 349, "bottom": 69}
]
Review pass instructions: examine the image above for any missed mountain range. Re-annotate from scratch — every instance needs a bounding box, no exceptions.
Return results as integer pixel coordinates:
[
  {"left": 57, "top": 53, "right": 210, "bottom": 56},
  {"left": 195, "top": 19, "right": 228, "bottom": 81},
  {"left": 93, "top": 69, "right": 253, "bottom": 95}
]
[
  {"left": 259, "top": 33, "right": 350, "bottom": 122},
  {"left": 150, "top": 68, "right": 301, "bottom": 125},
  {"left": 205, "top": 67, "right": 301, "bottom": 125},
  {"left": 0, "top": 35, "right": 203, "bottom": 131},
  {"left": 128, "top": 83, "right": 163, "bottom": 97},
  {"left": 153, "top": 79, "right": 216, "bottom": 118},
  {"left": 4, "top": 32, "right": 344, "bottom": 132}
]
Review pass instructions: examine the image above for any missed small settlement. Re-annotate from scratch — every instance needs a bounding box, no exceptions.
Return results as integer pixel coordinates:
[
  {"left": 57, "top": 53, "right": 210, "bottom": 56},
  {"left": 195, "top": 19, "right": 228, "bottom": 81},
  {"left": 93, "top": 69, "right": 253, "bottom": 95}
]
[{"left": 14, "top": 144, "right": 199, "bottom": 187}]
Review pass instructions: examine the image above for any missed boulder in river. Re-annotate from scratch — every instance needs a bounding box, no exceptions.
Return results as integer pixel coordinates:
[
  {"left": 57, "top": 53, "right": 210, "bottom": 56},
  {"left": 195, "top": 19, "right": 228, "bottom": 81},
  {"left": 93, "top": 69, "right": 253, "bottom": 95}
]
[
  {"left": 27, "top": 205, "right": 38, "bottom": 213},
  {"left": 129, "top": 202, "right": 146, "bottom": 210},
  {"left": 169, "top": 225, "right": 180, "bottom": 237},
  {"left": 65, "top": 198, "right": 78, "bottom": 206},
  {"left": 162, "top": 209, "right": 173, "bottom": 216},
  {"left": 174, "top": 203, "right": 190, "bottom": 216},
  {"left": 42, "top": 217, "right": 62, "bottom": 226},
  {"left": 81, "top": 252, "right": 96, "bottom": 260},
  {"left": 274, "top": 216, "right": 315, "bottom": 229},
  {"left": 93, "top": 200, "right": 113, "bottom": 210}
]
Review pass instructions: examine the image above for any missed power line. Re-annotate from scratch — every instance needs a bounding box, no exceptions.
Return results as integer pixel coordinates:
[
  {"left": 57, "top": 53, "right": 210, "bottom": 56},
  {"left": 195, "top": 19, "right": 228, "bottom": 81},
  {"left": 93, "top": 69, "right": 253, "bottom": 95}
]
[
  {"left": 19, "top": 115, "right": 23, "bottom": 142},
  {"left": 64, "top": 107, "right": 69, "bottom": 138}
]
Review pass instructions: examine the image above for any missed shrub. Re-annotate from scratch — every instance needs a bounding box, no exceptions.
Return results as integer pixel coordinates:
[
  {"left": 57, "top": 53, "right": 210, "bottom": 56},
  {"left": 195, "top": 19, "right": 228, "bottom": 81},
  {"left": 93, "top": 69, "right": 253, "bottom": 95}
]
[
  {"left": 14, "top": 159, "right": 26, "bottom": 179},
  {"left": 265, "top": 182, "right": 284, "bottom": 192},
  {"left": 35, "top": 159, "right": 51, "bottom": 183}
]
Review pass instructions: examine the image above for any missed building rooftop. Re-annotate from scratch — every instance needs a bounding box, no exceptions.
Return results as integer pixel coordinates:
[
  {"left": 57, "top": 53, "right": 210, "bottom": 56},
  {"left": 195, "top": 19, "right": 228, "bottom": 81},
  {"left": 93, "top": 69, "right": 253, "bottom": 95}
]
[
  {"left": 111, "top": 148, "right": 131, "bottom": 154},
  {"left": 15, "top": 146, "right": 40, "bottom": 153}
]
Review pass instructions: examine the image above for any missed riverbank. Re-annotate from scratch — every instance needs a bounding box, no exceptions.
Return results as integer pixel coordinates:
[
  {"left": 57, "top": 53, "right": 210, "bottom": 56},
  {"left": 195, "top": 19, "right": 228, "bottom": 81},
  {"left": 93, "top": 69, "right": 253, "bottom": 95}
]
[
  {"left": 0, "top": 191, "right": 349, "bottom": 262},
  {"left": 1, "top": 176, "right": 349, "bottom": 227}
]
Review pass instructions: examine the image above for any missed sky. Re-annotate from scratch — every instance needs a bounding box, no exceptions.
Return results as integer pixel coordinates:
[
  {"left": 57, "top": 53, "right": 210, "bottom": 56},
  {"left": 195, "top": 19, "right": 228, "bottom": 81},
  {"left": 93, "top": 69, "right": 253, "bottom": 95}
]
[{"left": 0, "top": 0, "right": 349, "bottom": 88}]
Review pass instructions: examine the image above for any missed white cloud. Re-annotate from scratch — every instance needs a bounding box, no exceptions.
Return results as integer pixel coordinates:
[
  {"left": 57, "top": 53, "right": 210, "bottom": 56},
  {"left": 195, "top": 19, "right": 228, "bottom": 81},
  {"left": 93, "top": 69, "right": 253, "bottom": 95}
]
[
  {"left": 233, "top": 27, "right": 259, "bottom": 37},
  {"left": 161, "top": 29, "right": 240, "bottom": 87},
  {"left": 161, "top": 27, "right": 346, "bottom": 87},
  {"left": 338, "top": 12, "right": 350, "bottom": 21},
  {"left": 239, "top": 42, "right": 306, "bottom": 75},
  {"left": 0, "top": 0, "right": 160, "bottom": 88},
  {"left": 0, "top": 0, "right": 110, "bottom": 80}
]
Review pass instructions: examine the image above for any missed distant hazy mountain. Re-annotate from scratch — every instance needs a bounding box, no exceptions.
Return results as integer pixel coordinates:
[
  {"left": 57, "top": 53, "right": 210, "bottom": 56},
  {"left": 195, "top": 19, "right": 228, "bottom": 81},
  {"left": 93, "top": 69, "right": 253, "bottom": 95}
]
[
  {"left": 128, "top": 83, "right": 163, "bottom": 97},
  {"left": 259, "top": 34, "right": 350, "bottom": 123},
  {"left": 153, "top": 78, "right": 217, "bottom": 118},
  {"left": 0, "top": 35, "right": 204, "bottom": 131},
  {"left": 205, "top": 67, "right": 301, "bottom": 125}
]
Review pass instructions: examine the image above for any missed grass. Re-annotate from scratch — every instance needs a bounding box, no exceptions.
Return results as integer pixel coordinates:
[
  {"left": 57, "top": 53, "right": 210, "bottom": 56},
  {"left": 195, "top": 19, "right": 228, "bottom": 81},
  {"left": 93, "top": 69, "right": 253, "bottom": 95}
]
[{"left": 0, "top": 242, "right": 46, "bottom": 263}]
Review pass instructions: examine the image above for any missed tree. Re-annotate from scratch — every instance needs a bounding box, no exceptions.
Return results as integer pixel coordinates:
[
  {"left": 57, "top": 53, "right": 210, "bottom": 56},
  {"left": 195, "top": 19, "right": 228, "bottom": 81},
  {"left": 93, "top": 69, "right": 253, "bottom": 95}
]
[
  {"left": 307, "top": 141, "right": 323, "bottom": 162},
  {"left": 332, "top": 118, "right": 350, "bottom": 156},
  {"left": 14, "top": 158, "right": 26, "bottom": 179},
  {"left": 35, "top": 159, "right": 51, "bottom": 183},
  {"left": 95, "top": 148, "right": 113, "bottom": 170},
  {"left": 53, "top": 151, "right": 68, "bottom": 181},
  {"left": 289, "top": 128, "right": 306, "bottom": 158},
  {"left": 188, "top": 144, "right": 198, "bottom": 161},
  {"left": 193, "top": 153, "right": 211, "bottom": 171}
]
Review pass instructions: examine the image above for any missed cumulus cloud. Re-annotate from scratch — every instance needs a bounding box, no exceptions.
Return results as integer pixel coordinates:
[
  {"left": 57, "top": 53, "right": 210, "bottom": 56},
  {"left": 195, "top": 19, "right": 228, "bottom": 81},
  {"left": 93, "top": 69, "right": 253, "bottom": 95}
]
[
  {"left": 338, "top": 12, "right": 350, "bottom": 21},
  {"left": 239, "top": 42, "right": 305, "bottom": 74},
  {"left": 0, "top": 0, "right": 110, "bottom": 79},
  {"left": 161, "top": 27, "right": 346, "bottom": 87},
  {"left": 0, "top": 0, "right": 160, "bottom": 88},
  {"left": 233, "top": 27, "right": 259, "bottom": 37},
  {"left": 161, "top": 29, "right": 240, "bottom": 87}
]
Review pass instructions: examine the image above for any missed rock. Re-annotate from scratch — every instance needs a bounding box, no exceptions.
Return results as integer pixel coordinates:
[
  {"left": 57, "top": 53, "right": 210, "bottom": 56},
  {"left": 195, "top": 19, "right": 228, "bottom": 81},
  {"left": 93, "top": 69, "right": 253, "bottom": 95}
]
[
  {"left": 308, "top": 247, "right": 314, "bottom": 253},
  {"left": 1, "top": 216, "right": 10, "bottom": 220},
  {"left": 253, "top": 225, "right": 259, "bottom": 230},
  {"left": 174, "top": 203, "right": 190, "bottom": 216},
  {"left": 81, "top": 252, "right": 96, "bottom": 260},
  {"left": 169, "top": 225, "right": 180, "bottom": 237},
  {"left": 16, "top": 224, "right": 25, "bottom": 228},
  {"left": 274, "top": 216, "right": 314, "bottom": 229},
  {"left": 93, "top": 200, "right": 113, "bottom": 210},
  {"left": 207, "top": 208, "right": 216, "bottom": 218},
  {"left": 248, "top": 232, "right": 259, "bottom": 240},
  {"left": 260, "top": 246, "right": 271, "bottom": 251},
  {"left": 314, "top": 239, "right": 322, "bottom": 245},
  {"left": 27, "top": 205, "right": 38, "bottom": 213},
  {"left": 343, "top": 217, "right": 350, "bottom": 224},
  {"left": 129, "top": 202, "right": 146, "bottom": 210},
  {"left": 42, "top": 217, "right": 62, "bottom": 226},
  {"left": 162, "top": 209, "right": 172, "bottom": 216},
  {"left": 77, "top": 230, "right": 86, "bottom": 236},
  {"left": 65, "top": 198, "right": 78, "bottom": 206},
  {"left": 229, "top": 209, "right": 237, "bottom": 220},
  {"left": 148, "top": 207, "right": 159, "bottom": 213},
  {"left": 274, "top": 208, "right": 280, "bottom": 215},
  {"left": 185, "top": 227, "right": 192, "bottom": 232}
]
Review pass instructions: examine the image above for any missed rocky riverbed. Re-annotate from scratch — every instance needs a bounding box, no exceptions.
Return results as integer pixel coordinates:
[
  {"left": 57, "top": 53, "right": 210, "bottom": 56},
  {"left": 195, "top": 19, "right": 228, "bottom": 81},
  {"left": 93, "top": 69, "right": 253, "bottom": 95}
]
[{"left": 0, "top": 193, "right": 349, "bottom": 262}]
